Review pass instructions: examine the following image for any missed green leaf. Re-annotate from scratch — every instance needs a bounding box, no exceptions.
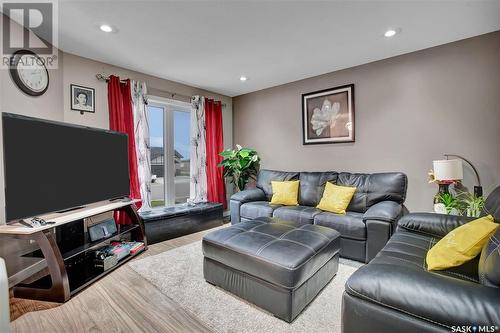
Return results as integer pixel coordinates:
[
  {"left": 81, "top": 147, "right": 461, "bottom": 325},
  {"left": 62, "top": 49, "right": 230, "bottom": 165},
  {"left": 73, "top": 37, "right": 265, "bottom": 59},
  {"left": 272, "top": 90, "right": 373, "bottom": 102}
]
[
  {"left": 239, "top": 150, "right": 250, "bottom": 158},
  {"left": 219, "top": 150, "right": 234, "bottom": 158},
  {"left": 242, "top": 158, "right": 254, "bottom": 169}
]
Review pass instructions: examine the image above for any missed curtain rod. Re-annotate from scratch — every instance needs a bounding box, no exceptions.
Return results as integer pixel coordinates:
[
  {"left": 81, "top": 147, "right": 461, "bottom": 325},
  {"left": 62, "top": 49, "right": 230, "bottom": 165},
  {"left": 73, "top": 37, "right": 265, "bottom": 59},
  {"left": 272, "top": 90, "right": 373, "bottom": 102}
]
[
  {"left": 95, "top": 73, "right": 128, "bottom": 83},
  {"left": 95, "top": 73, "right": 227, "bottom": 108}
]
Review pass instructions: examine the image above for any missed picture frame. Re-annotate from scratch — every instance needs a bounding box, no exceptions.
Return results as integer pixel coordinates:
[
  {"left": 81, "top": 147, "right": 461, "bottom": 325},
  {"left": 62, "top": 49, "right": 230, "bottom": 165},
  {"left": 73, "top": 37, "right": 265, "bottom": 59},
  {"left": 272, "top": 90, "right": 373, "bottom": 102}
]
[
  {"left": 302, "top": 84, "right": 355, "bottom": 145},
  {"left": 70, "top": 84, "right": 95, "bottom": 114}
]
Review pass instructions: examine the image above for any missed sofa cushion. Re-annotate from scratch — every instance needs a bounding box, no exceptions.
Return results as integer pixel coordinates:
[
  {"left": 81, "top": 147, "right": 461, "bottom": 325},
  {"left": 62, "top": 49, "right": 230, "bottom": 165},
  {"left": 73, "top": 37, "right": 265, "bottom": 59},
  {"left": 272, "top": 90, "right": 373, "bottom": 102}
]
[
  {"left": 273, "top": 205, "right": 322, "bottom": 225},
  {"left": 314, "top": 211, "right": 366, "bottom": 240},
  {"left": 316, "top": 182, "right": 357, "bottom": 215},
  {"left": 256, "top": 169, "right": 299, "bottom": 200},
  {"left": 240, "top": 201, "right": 281, "bottom": 219},
  {"left": 202, "top": 218, "right": 341, "bottom": 289},
  {"left": 337, "top": 173, "right": 370, "bottom": 213},
  {"left": 484, "top": 186, "right": 500, "bottom": 221},
  {"left": 366, "top": 172, "right": 407, "bottom": 206},
  {"left": 479, "top": 228, "right": 500, "bottom": 287},
  {"left": 337, "top": 172, "right": 407, "bottom": 213},
  {"left": 270, "top": 180, "right": 300, "bottom": 206},
  {"left": 298, "top": 171, "right": 338, "bottom": 206}
]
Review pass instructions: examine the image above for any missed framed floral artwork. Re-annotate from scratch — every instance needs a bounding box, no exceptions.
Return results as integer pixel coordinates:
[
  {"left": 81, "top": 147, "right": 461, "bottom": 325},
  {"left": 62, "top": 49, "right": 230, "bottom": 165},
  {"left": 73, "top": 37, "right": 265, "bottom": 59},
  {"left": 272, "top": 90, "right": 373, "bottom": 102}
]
[{"left": 302, "top": 84, "right": 355, "bottom": 145}]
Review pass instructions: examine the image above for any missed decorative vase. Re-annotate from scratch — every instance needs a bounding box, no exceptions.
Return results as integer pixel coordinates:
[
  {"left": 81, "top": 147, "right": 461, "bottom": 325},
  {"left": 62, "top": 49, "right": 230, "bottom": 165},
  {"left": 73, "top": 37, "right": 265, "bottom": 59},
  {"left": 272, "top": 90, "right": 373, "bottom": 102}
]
[
  {"left": 433, "top": 183, "right": 450, "bottom": 203},
  {"left": 433, "top": 183, "right": 450, "bottom": 213},
  {"left": 466, "top": 207, "right": 481, "bottom": 218}
]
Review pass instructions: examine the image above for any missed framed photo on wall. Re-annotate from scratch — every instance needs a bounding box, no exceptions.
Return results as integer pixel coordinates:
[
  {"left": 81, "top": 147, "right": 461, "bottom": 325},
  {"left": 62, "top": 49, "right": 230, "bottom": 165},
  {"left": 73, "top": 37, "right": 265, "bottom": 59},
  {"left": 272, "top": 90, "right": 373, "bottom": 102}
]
[
  {"left": 302, "top": 84, "right": 355, "bottom": 145},
  {"left": 71, "top": 84, "right": 95, "bottom": 114}
]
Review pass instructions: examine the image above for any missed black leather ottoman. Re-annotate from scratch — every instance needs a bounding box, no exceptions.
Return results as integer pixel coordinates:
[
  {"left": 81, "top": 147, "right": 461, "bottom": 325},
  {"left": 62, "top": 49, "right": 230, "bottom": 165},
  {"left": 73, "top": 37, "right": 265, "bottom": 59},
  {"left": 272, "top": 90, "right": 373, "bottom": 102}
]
[{"left": 202, "top": 216, "right": 341, "bottom": 322}]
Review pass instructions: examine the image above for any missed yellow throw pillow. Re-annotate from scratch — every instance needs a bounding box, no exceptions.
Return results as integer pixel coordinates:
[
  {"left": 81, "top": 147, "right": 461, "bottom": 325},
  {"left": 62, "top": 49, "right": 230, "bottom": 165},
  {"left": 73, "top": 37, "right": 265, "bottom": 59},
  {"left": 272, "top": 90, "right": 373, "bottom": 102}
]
[
  {"left": 426, "top": 215, "right": 499, "bottom": 271},
  {"left": 316, "top": 182, "right": 357, "bottom": 215},
  {"left": 270, "top": 180, "right": 300, "bottom": 206}
]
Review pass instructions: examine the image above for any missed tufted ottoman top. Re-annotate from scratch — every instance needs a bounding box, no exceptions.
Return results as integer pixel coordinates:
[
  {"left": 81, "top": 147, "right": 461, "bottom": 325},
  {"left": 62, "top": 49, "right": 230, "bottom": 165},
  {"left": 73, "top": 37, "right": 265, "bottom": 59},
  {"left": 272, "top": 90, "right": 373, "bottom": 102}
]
[{"left": 202, "top": 217, "right": 340, "bottom": 289}]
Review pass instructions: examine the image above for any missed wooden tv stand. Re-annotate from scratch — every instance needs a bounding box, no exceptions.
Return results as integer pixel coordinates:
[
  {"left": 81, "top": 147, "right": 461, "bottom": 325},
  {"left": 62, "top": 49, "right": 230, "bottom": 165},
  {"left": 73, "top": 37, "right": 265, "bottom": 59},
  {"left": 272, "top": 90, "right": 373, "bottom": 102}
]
[{"left": 0, "top": 199, "right": 147, "bottom": 303}]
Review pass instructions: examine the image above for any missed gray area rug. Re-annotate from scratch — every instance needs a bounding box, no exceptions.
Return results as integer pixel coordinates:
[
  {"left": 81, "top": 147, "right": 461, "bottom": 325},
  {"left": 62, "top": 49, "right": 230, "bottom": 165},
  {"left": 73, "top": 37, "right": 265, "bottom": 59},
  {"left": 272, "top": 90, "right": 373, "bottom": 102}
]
[{"left": 129, "top": 242, "right": 362, "bottom": 333}]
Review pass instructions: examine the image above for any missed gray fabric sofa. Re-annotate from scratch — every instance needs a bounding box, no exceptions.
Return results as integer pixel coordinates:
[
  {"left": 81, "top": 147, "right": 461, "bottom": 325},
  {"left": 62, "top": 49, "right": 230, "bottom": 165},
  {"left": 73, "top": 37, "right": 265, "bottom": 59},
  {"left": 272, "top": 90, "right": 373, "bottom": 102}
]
[{"left": 230, "top": 169, "right": 408, "bottom": 263}]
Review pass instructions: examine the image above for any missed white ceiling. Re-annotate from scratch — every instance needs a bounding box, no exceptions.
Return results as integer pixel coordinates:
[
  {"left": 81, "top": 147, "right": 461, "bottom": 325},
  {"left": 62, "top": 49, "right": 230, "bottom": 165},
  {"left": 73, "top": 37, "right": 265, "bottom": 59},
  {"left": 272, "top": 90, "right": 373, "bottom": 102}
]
[{"left": 55, "top": 0, "right": 500, "bottom": 97}]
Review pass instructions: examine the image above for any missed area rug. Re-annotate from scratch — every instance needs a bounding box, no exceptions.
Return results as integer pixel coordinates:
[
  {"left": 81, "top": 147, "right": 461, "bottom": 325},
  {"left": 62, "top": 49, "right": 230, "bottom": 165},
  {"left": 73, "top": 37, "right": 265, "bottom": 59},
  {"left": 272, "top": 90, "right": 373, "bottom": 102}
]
[{"left": 129, "top": 242, "right": 362, "bottom": 333}]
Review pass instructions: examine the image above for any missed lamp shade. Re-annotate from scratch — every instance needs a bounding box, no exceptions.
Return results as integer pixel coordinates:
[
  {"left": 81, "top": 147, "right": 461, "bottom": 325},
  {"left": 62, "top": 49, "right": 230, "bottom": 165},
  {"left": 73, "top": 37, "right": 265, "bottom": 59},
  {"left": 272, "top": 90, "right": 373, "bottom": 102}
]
[{"left": 433, "top": 159, "right": 463, "bottom": 181}]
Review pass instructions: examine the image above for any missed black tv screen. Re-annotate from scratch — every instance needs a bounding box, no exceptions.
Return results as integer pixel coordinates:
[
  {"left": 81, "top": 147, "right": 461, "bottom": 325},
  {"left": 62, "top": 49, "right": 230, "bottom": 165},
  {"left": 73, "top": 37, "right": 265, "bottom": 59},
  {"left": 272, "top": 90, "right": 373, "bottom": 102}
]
[{"left": 2, "top": 113, "right": 130, "bottom": 222}]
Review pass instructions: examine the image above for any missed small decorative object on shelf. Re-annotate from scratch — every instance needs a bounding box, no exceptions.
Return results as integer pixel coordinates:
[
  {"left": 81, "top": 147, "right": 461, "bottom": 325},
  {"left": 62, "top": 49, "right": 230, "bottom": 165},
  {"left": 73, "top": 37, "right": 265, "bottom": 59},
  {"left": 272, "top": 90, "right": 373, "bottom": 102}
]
[{"left": 218, "top": 145, "right": 260, "bottom": 191}]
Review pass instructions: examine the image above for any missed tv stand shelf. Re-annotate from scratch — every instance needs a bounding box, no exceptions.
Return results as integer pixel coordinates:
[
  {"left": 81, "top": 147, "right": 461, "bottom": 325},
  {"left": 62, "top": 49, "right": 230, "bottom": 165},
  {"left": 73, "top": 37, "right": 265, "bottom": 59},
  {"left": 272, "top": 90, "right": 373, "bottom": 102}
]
[
  {"left": 61, "top": 224, "right": 140, "bottom": 260},
  {"left": 19, "top": 247, "right": 145, "bottom": 295},
  {"left": 0, "top": 200, "right": 147, "bottom": 303}
]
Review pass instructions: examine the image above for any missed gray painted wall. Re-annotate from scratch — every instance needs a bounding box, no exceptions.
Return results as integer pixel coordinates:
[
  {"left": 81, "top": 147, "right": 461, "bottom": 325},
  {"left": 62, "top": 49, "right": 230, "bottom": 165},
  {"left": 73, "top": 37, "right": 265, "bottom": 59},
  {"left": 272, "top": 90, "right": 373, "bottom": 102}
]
[{"left": 233, "top": 31, "right": 500, "bottom": 212}]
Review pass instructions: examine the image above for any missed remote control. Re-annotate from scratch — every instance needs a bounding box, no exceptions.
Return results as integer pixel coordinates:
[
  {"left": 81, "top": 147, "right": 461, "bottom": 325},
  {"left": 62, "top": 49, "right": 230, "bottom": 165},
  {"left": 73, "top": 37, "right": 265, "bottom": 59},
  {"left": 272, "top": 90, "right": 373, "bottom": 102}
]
[
  {"left": 19, "top": 217, "right": 57, "bottom": 228},
  {"left": 19, "top": 219, "right": 41, "bottom": 228}
]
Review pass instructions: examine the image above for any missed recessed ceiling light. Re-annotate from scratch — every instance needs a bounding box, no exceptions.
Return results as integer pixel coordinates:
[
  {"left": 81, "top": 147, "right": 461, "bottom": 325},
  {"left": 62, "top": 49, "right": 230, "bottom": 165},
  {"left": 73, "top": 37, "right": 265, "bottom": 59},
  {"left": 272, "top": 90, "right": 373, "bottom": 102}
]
[
  {"left": 100, "top": 24, "right": 113, "bottom": 33},
  {"left": 384, "top": 29, "right": 397, "bottom": 37},
  {"left": 240, "top": 76, "right": 247, "bottom": 82}
]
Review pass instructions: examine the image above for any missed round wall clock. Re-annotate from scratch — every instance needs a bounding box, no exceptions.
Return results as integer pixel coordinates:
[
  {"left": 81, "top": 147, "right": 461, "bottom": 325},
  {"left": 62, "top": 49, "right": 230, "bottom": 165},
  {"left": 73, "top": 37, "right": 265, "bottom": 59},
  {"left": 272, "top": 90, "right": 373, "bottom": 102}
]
[{"left": 9, "top": 50, "right": 50, "bottom": 96}]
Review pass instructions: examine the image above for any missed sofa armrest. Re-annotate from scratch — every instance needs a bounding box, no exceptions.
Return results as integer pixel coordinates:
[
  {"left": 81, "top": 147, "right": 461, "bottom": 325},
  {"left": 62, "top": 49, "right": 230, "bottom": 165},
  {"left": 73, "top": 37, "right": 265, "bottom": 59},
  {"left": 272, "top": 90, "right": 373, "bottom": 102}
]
[
  {"left": 397, "top": 213, "right": 476, "bottom": 238},
  {"left": 230, "top": 188, "right": 267, "bottom": 225},
  {"left": 363, "top": 201, "right": 403, "bottom": 223},
  {"left": 363, "top": 202, "right": 404, "bottom": 262},
  {"left": 230, "top": 188, "right": 266, "bottom": 203}
]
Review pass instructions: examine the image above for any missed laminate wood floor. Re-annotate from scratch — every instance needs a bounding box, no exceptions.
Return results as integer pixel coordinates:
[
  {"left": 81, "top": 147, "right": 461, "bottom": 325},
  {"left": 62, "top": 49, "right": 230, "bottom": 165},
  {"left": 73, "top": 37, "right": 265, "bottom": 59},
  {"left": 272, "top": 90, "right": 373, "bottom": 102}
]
[{"left": 10, "top": 227, "right": 222, "bottom": 333}]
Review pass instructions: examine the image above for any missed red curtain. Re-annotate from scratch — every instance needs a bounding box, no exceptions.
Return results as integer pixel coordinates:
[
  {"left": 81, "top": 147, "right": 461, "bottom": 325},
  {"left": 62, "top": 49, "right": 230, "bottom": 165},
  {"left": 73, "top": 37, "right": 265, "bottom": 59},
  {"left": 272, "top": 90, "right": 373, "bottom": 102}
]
[
  {"left": 205, "top": 98, "right": 226, "bottom": 209},
  {"left": 108, "top": 76, "right": 142, "bottom": 223}
]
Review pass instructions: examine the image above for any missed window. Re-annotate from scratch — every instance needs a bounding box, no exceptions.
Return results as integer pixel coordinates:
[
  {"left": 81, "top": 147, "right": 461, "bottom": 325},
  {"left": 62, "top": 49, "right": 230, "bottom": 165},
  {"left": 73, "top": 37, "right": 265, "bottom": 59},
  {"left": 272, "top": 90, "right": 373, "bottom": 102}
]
[{"left": 148, "top": 98, "right": 191, "bottom": 207}]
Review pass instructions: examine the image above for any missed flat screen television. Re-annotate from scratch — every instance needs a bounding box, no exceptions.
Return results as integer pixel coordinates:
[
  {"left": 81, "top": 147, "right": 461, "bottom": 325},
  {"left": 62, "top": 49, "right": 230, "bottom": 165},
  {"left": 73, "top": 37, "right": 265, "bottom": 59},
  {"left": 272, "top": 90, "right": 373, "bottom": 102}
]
[{"left": 2, "top": 113, "right": 130, "bottom": 222}]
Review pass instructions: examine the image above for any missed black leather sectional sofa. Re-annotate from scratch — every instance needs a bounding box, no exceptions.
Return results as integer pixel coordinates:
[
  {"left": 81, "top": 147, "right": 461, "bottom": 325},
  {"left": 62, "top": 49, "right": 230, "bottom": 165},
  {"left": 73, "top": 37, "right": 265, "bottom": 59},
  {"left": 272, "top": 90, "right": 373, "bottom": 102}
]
[
  {"left": 230, "top": 169, "right": 408, "bottom": 263},
  {"left": 342, "top": 186, "right": 500, "bottom": 332}
]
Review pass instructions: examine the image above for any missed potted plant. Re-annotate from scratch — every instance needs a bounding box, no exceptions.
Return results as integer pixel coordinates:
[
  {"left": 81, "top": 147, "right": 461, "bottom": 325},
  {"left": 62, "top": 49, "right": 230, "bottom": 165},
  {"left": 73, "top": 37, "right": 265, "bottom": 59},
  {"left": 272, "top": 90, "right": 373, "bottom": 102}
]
[
  {"left": 218, "top": 145, "right": 260, "bottom": 192},
  {"left": 435, "top": 192, "right": 459, "bottom": 215},
  {"left": 457, "top": 191, "right": 485, "bottom": 217}
]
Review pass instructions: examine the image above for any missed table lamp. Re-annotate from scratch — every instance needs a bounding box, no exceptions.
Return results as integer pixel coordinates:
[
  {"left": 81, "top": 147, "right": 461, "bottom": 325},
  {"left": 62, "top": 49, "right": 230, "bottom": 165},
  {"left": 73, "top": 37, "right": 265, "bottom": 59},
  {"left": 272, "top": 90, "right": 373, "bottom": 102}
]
[{"left": 432, "top": 159, "right": 463, "bottom": 199}]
